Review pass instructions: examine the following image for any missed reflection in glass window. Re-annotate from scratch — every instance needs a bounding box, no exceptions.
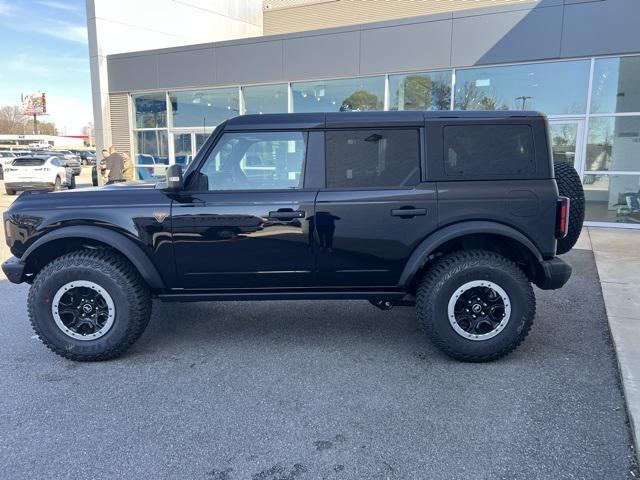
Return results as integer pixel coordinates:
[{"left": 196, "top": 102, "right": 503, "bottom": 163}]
[
  {"left": 133, "top": 93, "right": 168, "bottom": 129},
  {"left": 134, "top": 130, "right": 169, "bottom": 181},
  {"left": 173, "top": 133, "right": 192, "bottom": 166},
  {"left": 583, "top": 174, "right": 640, "bottom": 223},
  {"left": 454, "top": 60, "right": 590, "bottom": 115},
  {"left": 586, "top": 116, "right": 640, "bottom": 172},
  {"left": 325, "top": 129, "right": 420, "bottom": 188},
  {"left": 444, "top": 125, "right": 535, "bottom": 176},
  {"left": 591, "top": 56, "right": 640, "bottom": 113},
  {"left": 192, "top": 131, "right": 307, "bottom": 191},
  {"left": 170, "top": 89, "right": 239, "bottom": 128},
  {"left": 195, "top": 133, "right": 210, "bottom": 155},
  {"left": 388, "top": 70, "right": 452, "bottom": 111},
  {"left": 549, "top": 123, "right": 579, "bottom": 166},
  {"left": 292, "top": 77, "right": 384, "bottom": 113},
  {"left": 243, "top": 84, "right": 288, "bottom": 114}
]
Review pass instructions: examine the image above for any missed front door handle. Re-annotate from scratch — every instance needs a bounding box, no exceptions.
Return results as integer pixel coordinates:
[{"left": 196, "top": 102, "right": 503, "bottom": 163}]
[
  {"left": 390, "top": 207, "right": 427, "bottom": 218},
  {"left": 269, "top": 210, "right": 305, "bottom": 220}
]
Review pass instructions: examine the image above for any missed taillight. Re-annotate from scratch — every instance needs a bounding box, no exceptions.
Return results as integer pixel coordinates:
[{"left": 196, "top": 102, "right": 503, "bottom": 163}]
[{"left": 556, "top": 196, "right": 570, "bottom": 238}]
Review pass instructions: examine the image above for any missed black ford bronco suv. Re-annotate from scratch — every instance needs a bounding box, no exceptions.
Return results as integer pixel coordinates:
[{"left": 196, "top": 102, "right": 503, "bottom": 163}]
[{"left": 2, "top": 111, "right": 584, "bottom": 362}]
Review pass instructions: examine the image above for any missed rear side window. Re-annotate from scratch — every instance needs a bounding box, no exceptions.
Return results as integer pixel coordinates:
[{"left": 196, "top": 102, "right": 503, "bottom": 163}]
[
  {"left": 443, "top": 124, "right": 535, "bottom": 176},
  {"left": 325, "top": 129, "right": 420, "bottom": 188},
  {"left": 12, "top": 158, "right": 45, "bottom": 167}
]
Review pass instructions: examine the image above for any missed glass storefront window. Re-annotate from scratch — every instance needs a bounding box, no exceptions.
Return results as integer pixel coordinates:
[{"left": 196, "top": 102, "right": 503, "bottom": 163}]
[
  {"left": 243, "top": 84, "right": 288, "bottom": 114},
  {"left": 591, "top": 56, "right": 640, "bottom": 114},
  {"left": 549, "top": 123, "right": 579, "bottom": 165},
  {"left": 388, "top": 70, "right": 452, "bottom": 111},
  {"left": 133, "top": 93, "right": 168, "bottom": 129},
  {"left": 134, "top": 130, "right": 169, "bottom": 181},
  {"left": 173, "top": 133, "right": 192, "bottom": 166},
  {"left": 583, "top": 174, "right": 640, "bottom": 223},
  {"left": 292, "top": 76, "right": 384, "bottom": 113},
  {"left": 454, "top": 60, "right": 590, "bottom": 115},
  {"left": 195, "top": 133, "right": 209, "bottom": 155},
  {"left": 586, "top": 116, "right": 640, "bottom": 172},
  {"left": 170, "top": 88, "right": 240, "bottom": 128}
]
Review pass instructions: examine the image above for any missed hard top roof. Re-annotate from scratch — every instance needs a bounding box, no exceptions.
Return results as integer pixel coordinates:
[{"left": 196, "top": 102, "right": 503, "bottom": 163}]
[{"left": 224, "top": 110, "right": 546, "bottom": 130}]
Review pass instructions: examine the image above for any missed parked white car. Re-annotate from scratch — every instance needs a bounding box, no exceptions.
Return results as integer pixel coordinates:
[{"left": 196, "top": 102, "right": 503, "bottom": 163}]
[
  {"left": 28, "top": 142, "right": 50, "bottom": 149},
  {"left": 0, "top": 151, "right": 17, "bottom": 180},
  {"left": 3, "top": 156, "right": 72, "bottom": 195}
]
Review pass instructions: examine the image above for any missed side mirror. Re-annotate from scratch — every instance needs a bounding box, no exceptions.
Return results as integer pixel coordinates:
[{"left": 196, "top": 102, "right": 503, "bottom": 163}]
[{"left": 157, "top": 164, "right": 184, "bottom": 192}]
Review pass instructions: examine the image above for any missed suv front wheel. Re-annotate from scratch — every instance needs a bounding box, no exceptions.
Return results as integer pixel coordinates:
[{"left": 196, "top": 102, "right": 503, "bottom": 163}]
[
  {"left": 28, "top": 249, "right": 151, "bottom": 361},
  {"left": 417, "top": 250, "right": 535, "bottom": 362}
]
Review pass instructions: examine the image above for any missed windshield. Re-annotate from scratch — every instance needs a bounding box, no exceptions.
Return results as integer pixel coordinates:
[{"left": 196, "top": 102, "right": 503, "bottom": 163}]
[{"left": 12, "top": 158, "right": 46, "bottom": 166}]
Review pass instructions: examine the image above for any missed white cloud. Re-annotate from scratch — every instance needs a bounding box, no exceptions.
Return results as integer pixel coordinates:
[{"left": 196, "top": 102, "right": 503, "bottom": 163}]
[
  {"left": 0, "top": 0, "right": 16, "bottom": 16},
  {"left": 37, "top": 0, "right": 79, "bottom": 13},
  {"left": 38, "top": 23, "right": 88, "bottom": 44}
]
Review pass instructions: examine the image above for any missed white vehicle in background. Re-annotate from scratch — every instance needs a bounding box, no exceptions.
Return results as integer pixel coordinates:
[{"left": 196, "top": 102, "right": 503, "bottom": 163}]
[
  {"left": 0, "top": 150, "right": 17, "bottom": 180},
  {"left": 28, "top": 142, "right": 50, "bottom": 149},
  {"left": 3, "top": 156, "right": 73, "bottom": 195}
]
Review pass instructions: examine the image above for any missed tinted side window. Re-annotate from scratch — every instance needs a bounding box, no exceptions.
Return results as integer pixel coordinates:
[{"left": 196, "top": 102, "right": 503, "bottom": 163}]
[
  {"left": 325, "top": 129, "right": 420, "bottom": 188},
  {"left": 443, "top": 124, "right": 535, "bottom": 176},
  {"left": 194, "top": 131, "right": 307, "bottom": 191}
]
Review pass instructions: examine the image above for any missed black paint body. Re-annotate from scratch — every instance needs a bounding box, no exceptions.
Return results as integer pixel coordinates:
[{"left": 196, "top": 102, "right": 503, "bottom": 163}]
[{"left": 2, "top": 111, "right": 568, "bottom": 299}]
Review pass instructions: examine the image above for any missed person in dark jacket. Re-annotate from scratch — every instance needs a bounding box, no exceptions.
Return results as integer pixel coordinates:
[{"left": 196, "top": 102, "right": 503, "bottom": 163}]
[{"left": 104, "top": 146, "right": 125, "bottom": 184}]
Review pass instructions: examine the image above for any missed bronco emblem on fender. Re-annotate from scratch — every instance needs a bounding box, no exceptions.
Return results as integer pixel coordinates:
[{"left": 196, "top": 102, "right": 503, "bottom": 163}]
[{"left": 153, "top": 211, "right": 168, "bottom": 223}]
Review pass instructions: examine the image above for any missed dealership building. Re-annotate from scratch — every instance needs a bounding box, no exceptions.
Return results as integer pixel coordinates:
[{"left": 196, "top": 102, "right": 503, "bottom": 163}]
[{"left": 87, "top": 0, "right": 640, "bottom": 227}]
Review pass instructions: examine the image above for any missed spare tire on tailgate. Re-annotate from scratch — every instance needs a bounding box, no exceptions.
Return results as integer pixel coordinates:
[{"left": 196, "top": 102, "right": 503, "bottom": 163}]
[{"left": 554, "top": 160, "right": 585, "bottom": 255}]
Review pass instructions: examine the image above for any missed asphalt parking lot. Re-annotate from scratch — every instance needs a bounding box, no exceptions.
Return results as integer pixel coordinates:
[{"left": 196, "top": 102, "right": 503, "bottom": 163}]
[{"left": 0, "top": 249, "right": 637, "bottom": 480}]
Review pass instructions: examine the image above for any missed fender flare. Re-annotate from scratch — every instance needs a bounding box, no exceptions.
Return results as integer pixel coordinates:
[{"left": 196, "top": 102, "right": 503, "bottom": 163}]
[
  {"left": 398, "top": 221, "right": 543, "bottom": 287},
  {"left": 22, "top": 225, "right": 165, "bottom": 289}
]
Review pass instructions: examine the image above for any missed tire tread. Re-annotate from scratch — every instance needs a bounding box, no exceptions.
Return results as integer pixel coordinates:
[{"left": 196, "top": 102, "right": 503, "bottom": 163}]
[
  {"left": 28, "top": 249, "right": 151, "bottom": 361},
  {"left": 417, "top": 249, "right": 535, "bottom": 362}
]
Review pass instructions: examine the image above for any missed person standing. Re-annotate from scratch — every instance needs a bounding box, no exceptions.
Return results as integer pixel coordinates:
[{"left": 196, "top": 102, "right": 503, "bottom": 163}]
[
  {"left": 122, "top": 152, "right": 134, "bottom": 181},
  {"left": 104, "top": 145, "right": 125, "bottom": 184},
  {"left": 92, "top": 148, "right": 110, "bottom": 186}
]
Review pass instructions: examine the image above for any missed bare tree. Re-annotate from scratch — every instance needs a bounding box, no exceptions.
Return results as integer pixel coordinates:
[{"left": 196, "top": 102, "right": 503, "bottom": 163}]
[
  {"left": 456, "top": 82, "right": 508, "bottom": 111},
  {"left": 0, "top": 105, "right": 57, "bottom": 135},
  {"left": 0, "top": 105, "right": 27, "bottom": 134}
]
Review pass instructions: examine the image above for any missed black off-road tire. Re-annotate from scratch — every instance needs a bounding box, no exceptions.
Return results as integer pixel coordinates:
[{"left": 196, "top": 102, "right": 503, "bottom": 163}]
[
  {"left": 5, "top": 187, "right": 16, "bottom": 195},
  {"left": 91, "top": 166, "right": 98, "bottom": 186},
  {"left": 53, "top": 176, "right": 62, "bottom": 191},
  {"left": 69, "top": 174, "right": 76, "bottom": 189},
  {"left": 554, "top": 160, "right": 585, "bottom": 255},
  {"left": 417, "top": 250, "right": 535, "bottom": 362},
  {"left": 28, "top": 249, "right": 152, "bottom": 361}
]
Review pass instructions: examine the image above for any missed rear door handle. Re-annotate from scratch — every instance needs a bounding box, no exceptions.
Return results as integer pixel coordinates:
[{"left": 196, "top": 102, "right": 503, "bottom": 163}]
[
  {"left": 269, "top": 210, "right": 305, "bottom": 220},
  {"left": 390, "top": 207, "right": 427, "bottom": 218}
]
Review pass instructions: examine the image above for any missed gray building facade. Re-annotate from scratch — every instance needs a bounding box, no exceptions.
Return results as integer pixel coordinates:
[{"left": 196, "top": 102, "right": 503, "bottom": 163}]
[{"left": 101, "top": 0, "right": 640, "bottom": 227}]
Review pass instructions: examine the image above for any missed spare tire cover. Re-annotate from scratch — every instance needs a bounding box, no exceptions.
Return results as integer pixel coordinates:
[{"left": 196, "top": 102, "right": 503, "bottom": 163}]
[{"left": 554, "top": 160, "right": 585, "bottom": 255}]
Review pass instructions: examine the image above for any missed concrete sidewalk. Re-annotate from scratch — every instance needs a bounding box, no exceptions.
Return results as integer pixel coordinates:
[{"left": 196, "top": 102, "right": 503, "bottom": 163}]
[{"left": 577, "top": 227, "right": 640, "bottom": 461}]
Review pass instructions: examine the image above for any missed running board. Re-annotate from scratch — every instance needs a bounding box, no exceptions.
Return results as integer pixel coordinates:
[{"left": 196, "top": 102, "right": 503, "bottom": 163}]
[{"left": 157, "top": 290, "right": 408, "bottom": 302}]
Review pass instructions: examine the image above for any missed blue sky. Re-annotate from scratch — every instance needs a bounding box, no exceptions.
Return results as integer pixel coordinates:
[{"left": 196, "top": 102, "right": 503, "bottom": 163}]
[{"left": 0, "top": 0, "right": 91, "bottom": 134}]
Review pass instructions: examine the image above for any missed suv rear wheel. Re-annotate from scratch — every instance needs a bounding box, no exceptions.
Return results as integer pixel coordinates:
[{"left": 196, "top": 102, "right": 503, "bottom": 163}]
[
  {"left": 417, "top": 250, "right": 535, "bottom": 362},
  {"left": 5, "top": 187, "right": 16, "bottom": 195},
  {"left": 28, "top": 249, "right": 152, "bottom": 361}
]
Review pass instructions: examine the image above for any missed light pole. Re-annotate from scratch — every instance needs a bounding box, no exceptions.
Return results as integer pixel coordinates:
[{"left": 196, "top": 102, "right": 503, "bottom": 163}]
[{"left": 516, "top": 95, "right": 533, "bottom": 110}]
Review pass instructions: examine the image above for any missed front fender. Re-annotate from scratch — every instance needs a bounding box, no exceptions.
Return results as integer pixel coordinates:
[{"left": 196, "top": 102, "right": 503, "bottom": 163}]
[
  {"left": 20, "top": 225, "right": 165, "bottom": 289},
  {"left": 398, "top": 221, "right": 544, "bottom": 287}
]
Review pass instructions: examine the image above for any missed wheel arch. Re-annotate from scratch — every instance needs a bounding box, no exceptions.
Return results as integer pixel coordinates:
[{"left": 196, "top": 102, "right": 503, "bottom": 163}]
[
  {"left": 20, "top": 225, "right": 165, "bottom": 290},
  {"left": 399, "top": 221, "right": 544, "bottom": 290}
]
